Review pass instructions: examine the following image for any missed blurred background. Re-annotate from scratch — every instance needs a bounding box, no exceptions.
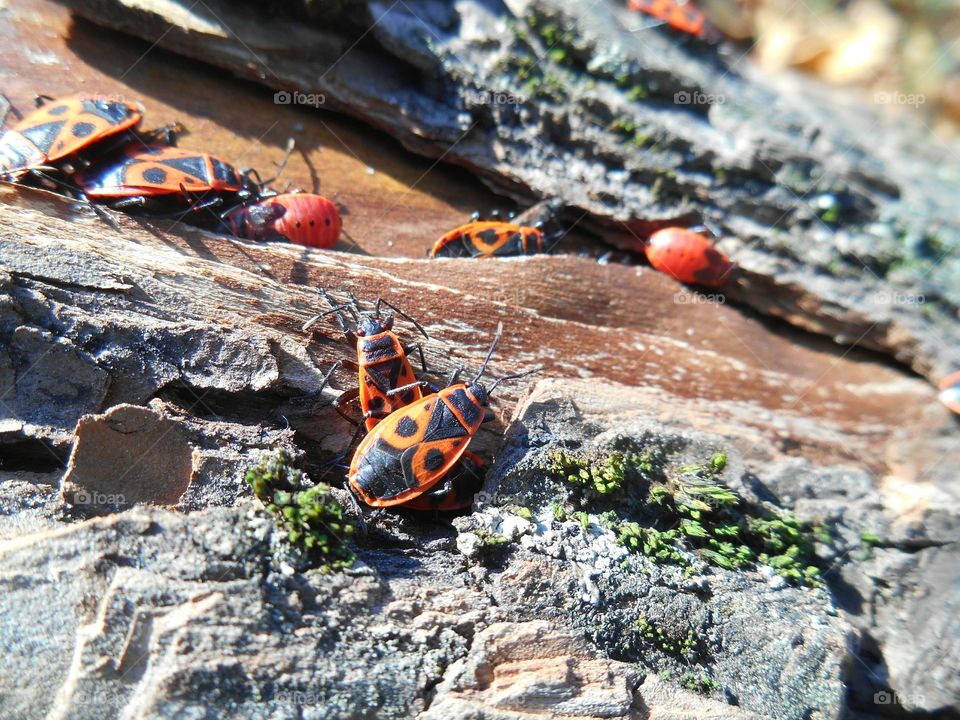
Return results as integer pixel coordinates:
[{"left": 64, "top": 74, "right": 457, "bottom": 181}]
[{"left": 706, "top": 0, "right": 960, "bottom": 135}]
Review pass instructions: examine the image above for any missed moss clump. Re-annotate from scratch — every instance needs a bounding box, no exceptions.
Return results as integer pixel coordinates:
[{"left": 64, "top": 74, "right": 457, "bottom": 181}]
[
  {"left": 618, "top": 522, "right": 686, "bottom": 564},
  {"left": 546, "top": 443, "right": 827, "bottom": 587},
  {"left": 472, "top": 530, "right": 510, "bottom": 564},
  {"left": 246, "top": 449, "right": 355, "bottom": 573},
  {"left": 548, "top": 448, "right": 652, "bottom": 498},
  {"left": 680, "top": 673, "right": 722, "bottom": 695},
  {"left": 475, "top": 530, "right": 508, "bottom": 547},
  {"left": 505, "top": 505, "right": 533, "bottom": 520},
  {"left": 634, "top": 615, "right": 698, "bottom": 659}
]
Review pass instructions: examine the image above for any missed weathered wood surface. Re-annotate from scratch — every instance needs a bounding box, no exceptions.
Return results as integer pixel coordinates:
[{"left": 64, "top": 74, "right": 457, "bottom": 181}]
[
  {"left": 48, "top": 0, "right": 960, "bottom": 386},
  {"left": 0, "top": 185, "right": 949, "bottom": 479}
]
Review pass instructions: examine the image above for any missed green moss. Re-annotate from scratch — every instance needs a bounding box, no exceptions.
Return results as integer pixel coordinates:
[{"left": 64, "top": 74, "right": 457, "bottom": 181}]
[
  {"left": 506, "top": 505, "right": 533, "bottom": 520},
  {"left": 473, "top": 530, "right": 510, "bottom": 564},
  {"left": 547, "top": 444, "right": 826, "bottom": 586},
  {"left": 860, "top": 532, "right": 881, "bottom": 546},
  {"left": 246, "top": 450, "right": 355, "bottom": 573},
  {"left": 634, "top": 615, "right": 697, "bottom": 659},
  {"left": 626, "top": 85, "right": 648, "bottom": 101},
  {"left": 475, "top": 530, "right": 509, "bottom": 548},
  {"left": 819, "top": 206, "right": 840, "bottom": 224},
  {"left": 572, "top": 510, "right": 591, "bottom": 530},
  {"left": 617, "top": 522, "right": 686, "bottom": 564},
  {"left": 680, "top": 673, "right": 722, "bottom": 694},
  {"left": 548, "top": 448, "right": 644, "bottom": 497},
  {"left": 535, "top": 21, "right": 578, "bottom": 69}
]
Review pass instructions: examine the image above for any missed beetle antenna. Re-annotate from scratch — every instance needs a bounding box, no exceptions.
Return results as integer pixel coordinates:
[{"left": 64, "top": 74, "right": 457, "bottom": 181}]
[
  {"left": 487, "top": 367, "right": 542, "bottom": 397},
  {"left": 375, "top": 298, "right": 429, "bottom": 339},
  {"left": 471, "top": 321, "right": 503, "bottom": 384}
]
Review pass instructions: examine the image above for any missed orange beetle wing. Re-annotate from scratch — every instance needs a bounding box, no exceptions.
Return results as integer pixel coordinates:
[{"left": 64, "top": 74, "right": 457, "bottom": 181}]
[
  {"left": 81, "top": 146, "right": 242, "bottom": 197},
  {"left": 349, "top": 385, "right": 485, "bottom": 506}
]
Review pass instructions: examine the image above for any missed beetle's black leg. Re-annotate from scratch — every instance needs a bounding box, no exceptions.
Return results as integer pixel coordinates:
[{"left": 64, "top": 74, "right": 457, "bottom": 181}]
[
  {"left": 110, "top": 196, "right": 147, "bottom": 210},
  {"left": 384, "top": 380, "right": 429, "bottom": 397},
  {"left": 447, "top": 366, "right": 463, "bottom": 387},
  {"left": 332, "top": 387, "right": 363, "bottom": 425},
  {"left": 403, "top": 342, "right": 428, "bottom": 373},
  {"left": 343, "top": 485, "right": 368, "bottom": 537}
]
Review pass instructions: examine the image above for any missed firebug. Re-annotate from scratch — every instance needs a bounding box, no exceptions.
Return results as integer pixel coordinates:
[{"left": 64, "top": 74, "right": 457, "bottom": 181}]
[
  {"left": 348, "top": 322, "right": 536, "bottom": 507},
  {"left": 644, "top": 226, "right": 735, "bottom": 287}
]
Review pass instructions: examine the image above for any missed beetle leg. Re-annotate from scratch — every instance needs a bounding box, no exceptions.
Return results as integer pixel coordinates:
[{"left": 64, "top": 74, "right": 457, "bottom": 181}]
[
  {"left": 384, "top": 380, "right": 429, "bottom": 397},
  {"left": 258, "top": 137, "right": 295, "bottom": 188},
  {"left": 317, "top": 360, "right": 343, "bottom": 394},
  {"left": 689, "top": 223, "right": 719, "bottom": 240},
  {"left": 337, "top": 357, "right": 360, "bottom": 372},
  {"left": 403, "top": 342, "right": 428, "bottom": 373},
  {"left": 332, "top": 387, "right": 363, "bottom": 425},
  {"left": 1, "top": 94, "right": 21, "bottom": 123},
  {"left": 343, "top": 485, "right": 369, "bottom": 537},
  {"left": 110, "top": 196, "right": 147, "bottom": 210}
]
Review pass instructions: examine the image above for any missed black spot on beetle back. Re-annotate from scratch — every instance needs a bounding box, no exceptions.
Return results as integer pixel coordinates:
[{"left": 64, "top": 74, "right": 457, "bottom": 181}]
[
  {"left": 424, "top": 448, "right": 445, "bottom": 471},
  {"left": 396, "top": 416, "right": 419, "bottom": 437},
  {"left": 143, "top": 167, "right": 167, "bottom": 184}
]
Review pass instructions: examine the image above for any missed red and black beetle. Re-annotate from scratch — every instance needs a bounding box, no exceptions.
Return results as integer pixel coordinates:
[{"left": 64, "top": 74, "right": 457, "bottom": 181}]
[
  {"left": 627, "top": 0, "right": 721, "bottom": 42},
  {"left": 643, "top": 226, "right": 736, "bottom": 288},
  {"left": 430, "top": 219, "right": 558, "bottom": 258},
  {"left": 77, "top": 144, "right": 249, "bottom": 214},
  {"left": 0, "top": 93, "right": 143, "bottom": 182},
  {"left": 348, "top": 322, "right": 536, "bottom": 507},
  {"left": 430, "top": 200, "right": 565, "bottom": 258},
  {"left": 305, "top": 291, "right": 430, "bottom": 433},
  {"left": 224, "top": 192, "right": 342, "bottom": 248}
]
